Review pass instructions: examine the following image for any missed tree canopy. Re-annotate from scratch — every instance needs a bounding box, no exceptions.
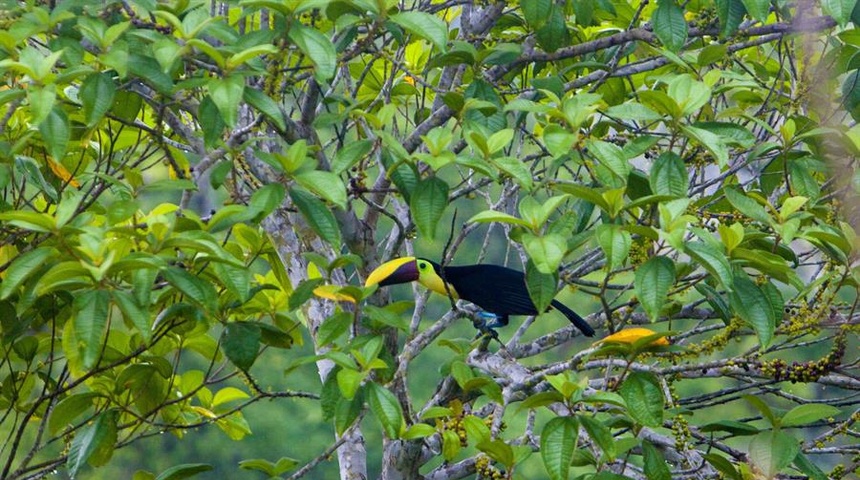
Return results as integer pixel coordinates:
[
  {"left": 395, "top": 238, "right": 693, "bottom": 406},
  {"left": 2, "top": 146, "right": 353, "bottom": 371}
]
[{"left": 0, "top": 0, "right": 858, "bottom": 479}]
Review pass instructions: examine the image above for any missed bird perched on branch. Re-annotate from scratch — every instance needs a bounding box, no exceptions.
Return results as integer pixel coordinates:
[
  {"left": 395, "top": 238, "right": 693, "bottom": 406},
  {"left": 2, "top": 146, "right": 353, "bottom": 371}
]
[{"left": 365, "top": 257, "right": 595, "bottom": 337}]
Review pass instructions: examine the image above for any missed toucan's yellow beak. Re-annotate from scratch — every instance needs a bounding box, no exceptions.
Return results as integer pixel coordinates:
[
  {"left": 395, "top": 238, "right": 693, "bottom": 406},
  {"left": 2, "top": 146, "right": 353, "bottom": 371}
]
[{"left": 365, "top": 257, "right": 419, "bottom": 287}]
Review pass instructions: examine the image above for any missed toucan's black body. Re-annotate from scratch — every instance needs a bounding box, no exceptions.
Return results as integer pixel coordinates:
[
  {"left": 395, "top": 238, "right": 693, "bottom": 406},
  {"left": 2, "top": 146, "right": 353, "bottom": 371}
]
[
  {"left": 432, "top": 262, "right": 595, "bottom": 337},
  {"left": 368, "top": 257, "right": 595, "bottom": 337}
]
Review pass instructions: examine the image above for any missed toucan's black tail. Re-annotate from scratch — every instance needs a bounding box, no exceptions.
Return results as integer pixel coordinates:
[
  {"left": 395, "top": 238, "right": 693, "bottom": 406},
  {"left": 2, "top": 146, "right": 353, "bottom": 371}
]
[{"left": 551, "top": 300, "right": 595, "bottom": 337}]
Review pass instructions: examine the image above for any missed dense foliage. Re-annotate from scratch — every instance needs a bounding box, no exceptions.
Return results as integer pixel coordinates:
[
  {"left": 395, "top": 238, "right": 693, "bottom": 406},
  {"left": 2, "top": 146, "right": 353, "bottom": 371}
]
[{"left": 0, "top": 0, "right": 858, "bottom": 479}]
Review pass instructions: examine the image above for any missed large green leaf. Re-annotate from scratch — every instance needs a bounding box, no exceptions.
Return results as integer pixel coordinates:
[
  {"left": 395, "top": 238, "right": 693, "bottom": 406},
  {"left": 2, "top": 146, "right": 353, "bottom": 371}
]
[
  {"left": 526, "top": 259, "right": 557, "bottom": 313},
  {"left": 155, "top": 463, "right": 215, "bottom": 480},
  {"left": 523, "top": 233, "right": 567, "bottom": 274},
  {"left": 68, "top": 409, "right": 118, "bottom": 477},
  {"left": 642, "top": 440, "right": 672, "bottom": 480},
  {"left": 0, "top": 247, "right": 57, "bottom": 300},
  {"left": 595, "top": 224, "right": 631, "bottom": 271},
  {"left": 74, "top": 290, "right": 110, "bottom": 369},
  {"left": 295, "top": 170, "right": 347, "bottom": 209},
  {"left": 653, "top": 0, "right": 688, "bottom": 52},
  {"left": 781, "top": 404, "right": 842, "bottom": 428},
  {"left": 366, "top": 382, "right": 404, "bottom": 439},
  {"left": 685, "top": 241, "right": 733, "bottom": 290},
  {"left": 410, "top": 176, "right": 449, "bottom": 240},
  {"left": 49, "top": 392, "right": 99, "bottom": 435},
  {"left": 243, "top": 88, "right": 286, "bottom": 132},
  {"left": 208, "top": 74, "right": 245, "bottom": 127},
  {"left": 39, "top": 108, "right": 70, "bottom": 160},
  {"left": 288, "top": 24, "right": 336, "bottom": 81},
  {"left": 389, "top": 11, "right": 448, "bottom": 53},
  {"left": 111, "top": 290, "right": 152, "bottom": 342},
  {"left": 221, "top": 322, "right": 261, "bottom": 371},
  {"left": 634, "top": 256, "right": 676, "bottom": 322},
  {"left": 748, "top": 430, "right": 800, "bottom": 479},
  {"left": 80, "top": 72, "right": 116, "bottom": 127},
  {"left": 715, "top": 0, "right": 747, "bottom": 36},
  {"left": 331, "top": 139, "right": 373, "bottom": 175},
  {"left": 163, "top": 267, "right": 218, "bottom": 313},
  {"left": 728, "top": 275, "right": 776, "bottom": 348},
  {"left": 619, "top": 371, "right": 664, "bottom": 427},
  {"left": 650, "top": 152, "right": 688, "bottom": 197},
  {"left": 289, "top": 187, "right": 341, "bottom": 246},
  {"left": 540, "top": 416, "right": 578, "bottom": 480}
]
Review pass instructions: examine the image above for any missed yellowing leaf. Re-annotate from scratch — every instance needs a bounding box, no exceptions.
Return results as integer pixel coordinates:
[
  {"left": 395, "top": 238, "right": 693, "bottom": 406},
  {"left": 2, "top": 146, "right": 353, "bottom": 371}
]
[
  {"left": 47, "top": 158, "right": 80, "bottom": 187},
  {"left": 313, "top": 285, "right": 356, "bottom": 303},
  {"left": 0, "top": 245, "right": 18, "bottom": 279},
  {"left": 596, "top": 328, "right": 670, "bottom": 347}
]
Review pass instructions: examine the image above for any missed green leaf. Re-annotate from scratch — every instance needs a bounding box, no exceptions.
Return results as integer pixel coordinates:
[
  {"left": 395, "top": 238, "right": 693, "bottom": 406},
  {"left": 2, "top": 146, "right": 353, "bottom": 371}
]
[
  {"left": 289, "top": 187, "right": 342, "bottom": 246},
  {"left": 715, "top": 0, "right": 747, "bottom": 36},
  {"left": 685, "top": 241, "right": 733, "bottom": 290},
  {"left": 749, "top": 430, "right": 800, "bottom": 479},
  {"left": 642, "top": 440, "right": 672, "bottom": 480},
  {"left": 650, "top": 152, "right": 688, "bottom": 197},
  {"left": 522, "top": 0, "right": 552, "bottom": 28},
  {"left": 68, "top": 409, "right": 118, "bottom": 477},
  {"left": 579, "top": 415, "right": 616, "bottom": 461},
  {"left": 208, "top": 74, "right": 245, "bottom": 127},
  {"left": 724, "top": 187, "right": 770, "bottom": 224},
  {"left": 535, "top": 7, "right": 569, "bottom": 53},
  {"left": 243, "top": 88, "right": 286, "bottom": 132},
  {"left": 793, "top": 452, "right": 828, "bottom": 480},
  {"left": 619, "top": 371, "right": 664, "bottom": 427},
  {"left": 0, "top": 210, "right": 57, "bottom": 233},
  {"left": 542, "top": 124, "right": 577, "bottom": 158},
  {"left": 781, "top": 404, "right": 842, "bottom": 427},
  {"left": 682, "top": 125, "right": 728, "bottom": 168},
  {"left": 295, "top": 170, "right": 347, "bottom": 209},
  {"left": 740, "top": 0, "right": 770, "bottom": 21},
  {"left": 523, "top": 233, "right": 567, "bottom": 274},
  {"left": 634, "top": 256, "right": 676, "bottom": 322},
  {"left": 366, "top": 382, "right": 404, "bottom": 439},
  {"left": 704, "top": 453, "right": 742, "bottom": 480},
  {"left": 586, "top": 139, "right": 630, "bottom": 181},
  {"left": 653, "top": 0, "right": 688, "bottom": 52},
  {"left": 288, "top": 24, "right": 336, "bottom": 81},
  {"left": 74, "top": 290, "right": 111, "bottom": 369},
  {"left": 410, "top": 176, "right": 449, "bottom": 239},
  {"left": 221, "top": 322, "right": 260, "bottom": 371},
  {"left": 155, "top": 463, "right": 214, "bottom": 480},
  {"left": 389, "top": 11, "right": 448, "bottom": 53},
  {"left": 728, "top": 275, "right": 776, "bottom": 348},
  {"left": 128, "top": 54, "right": 174, "bottom": 94},
  {"left": 80, "top": 72, "right": 116, "bottom": 127},
  {"left": 442, "top": 429, "right": 461, "bottom": 461},
  {"left": 698, "top": 420, "right": 760, "bottom": 436},
  {"left": 595, "top": 224, "right": 632, "bottom": 271},
  {"left": 49, "top": 392, "right": 98, "bottom": 435},
  {"left": 491, "top": 156, "right": 534, "bottom": 189},
  {"left": 28, "top": 85, "right": 56, "bottom": 124},
  {"left": 331, "top": 139, "right": 373, "bottom": 175},
  {"left": 39, "top": 108, "right": 70, "bottom": 160},
  {"left": 337, "top": 368, "right": 366, "bottom": 400},
  {"left": 111, "top": 290, "right": 152, "bottom": 342},
  {"left": 526, "top": 258, "right": 557, "bottom": 312},
  {"left": 540, "top": 416, "right": 578, "bottom": 480},
  {"left": 467, "top": 210, "right": 532, "bottom": 228},
  {"left": 822, "top": 0, "right": 857, "bottom": 25},
  {"left": 0, "top": 247, "right": 57, "bottom": 300},
  {"left": 163, "top": 267, "right": 218, "bottom": 313}
]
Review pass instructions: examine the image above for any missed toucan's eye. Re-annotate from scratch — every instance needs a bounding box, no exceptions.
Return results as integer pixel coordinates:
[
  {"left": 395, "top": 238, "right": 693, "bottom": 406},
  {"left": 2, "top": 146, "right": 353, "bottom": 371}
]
[{"left": 419, "top": 262, "right": 426, "bottom": 269}]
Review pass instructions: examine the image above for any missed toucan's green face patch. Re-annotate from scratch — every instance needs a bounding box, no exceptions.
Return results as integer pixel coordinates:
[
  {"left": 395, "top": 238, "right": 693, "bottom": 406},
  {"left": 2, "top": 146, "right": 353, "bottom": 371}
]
[{"left": 365, "top": 257, "right": 419, "bottom": 287}]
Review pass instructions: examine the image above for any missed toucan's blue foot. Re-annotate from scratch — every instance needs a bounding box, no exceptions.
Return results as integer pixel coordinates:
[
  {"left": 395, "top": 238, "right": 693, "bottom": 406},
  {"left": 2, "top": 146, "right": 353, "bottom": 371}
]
[{"left": 472, "top": 312, "right": 506, "bottom": 340}]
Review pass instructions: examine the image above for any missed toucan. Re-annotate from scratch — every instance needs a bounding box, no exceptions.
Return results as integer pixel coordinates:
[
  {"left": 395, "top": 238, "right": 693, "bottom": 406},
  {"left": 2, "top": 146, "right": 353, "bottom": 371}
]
[{"left": 365, "top": 257, "right": 595, "bottom": 337}]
